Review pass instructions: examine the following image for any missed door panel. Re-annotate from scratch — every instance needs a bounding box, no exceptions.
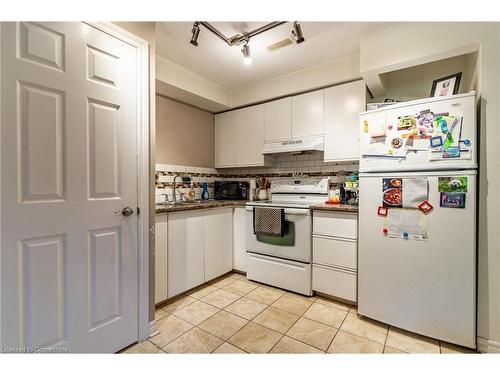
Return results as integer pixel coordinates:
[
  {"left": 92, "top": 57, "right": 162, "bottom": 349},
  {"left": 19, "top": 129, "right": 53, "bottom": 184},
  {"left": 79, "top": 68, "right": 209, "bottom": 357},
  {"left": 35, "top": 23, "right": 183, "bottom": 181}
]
[
  {"left": 291, "top": 90, "right": 324, "bottom": 138},
  {"left": 1, "top": 22, "right": 139, "bottom": 353},
  {"left": 20, "top": 235, "right": 66, "bottom": 349},
  {"left": 19, "top": 82, "right": 65, "bottom": 202},
  {"left": 204, "top": 208, "right": 233, "bottom": 281}
]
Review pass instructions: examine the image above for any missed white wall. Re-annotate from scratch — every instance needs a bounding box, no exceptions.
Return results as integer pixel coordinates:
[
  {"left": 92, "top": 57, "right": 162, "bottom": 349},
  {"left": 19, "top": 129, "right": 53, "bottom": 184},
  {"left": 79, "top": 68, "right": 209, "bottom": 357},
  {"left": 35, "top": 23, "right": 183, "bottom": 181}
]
[
  {"left": 155, "top": 53, "right": 360, "bottom": 111},
  {"left": 230, "top": 54, "right": 361, "bottom": 108},
  {"left": 156, "top": 55, "right": 232, "bottom": 111},
  {"left": 361, "top": 22, "right": 500, "bottom": 351}
]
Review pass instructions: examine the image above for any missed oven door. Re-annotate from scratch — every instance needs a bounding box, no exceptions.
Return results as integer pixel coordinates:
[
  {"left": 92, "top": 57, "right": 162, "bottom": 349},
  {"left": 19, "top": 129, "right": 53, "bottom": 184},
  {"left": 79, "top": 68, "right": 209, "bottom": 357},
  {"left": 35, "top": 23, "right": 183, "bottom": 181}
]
[{"left": 245, "top": 206, "right": 311, "bottom": 263}]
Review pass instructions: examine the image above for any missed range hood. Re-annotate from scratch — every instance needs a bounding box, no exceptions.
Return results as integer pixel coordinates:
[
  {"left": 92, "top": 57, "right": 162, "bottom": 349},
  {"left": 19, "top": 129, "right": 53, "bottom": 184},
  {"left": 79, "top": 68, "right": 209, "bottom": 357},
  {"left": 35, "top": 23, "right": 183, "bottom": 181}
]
[{"left": 262, "top": 135, "right": 324, "bottom": 154}]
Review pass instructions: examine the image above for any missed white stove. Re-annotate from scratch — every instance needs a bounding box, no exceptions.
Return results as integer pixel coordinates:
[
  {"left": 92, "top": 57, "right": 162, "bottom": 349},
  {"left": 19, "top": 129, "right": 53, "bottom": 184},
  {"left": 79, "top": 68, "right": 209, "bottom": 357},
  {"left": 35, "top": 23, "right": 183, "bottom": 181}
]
[
  {"left": 246, "top": 178, "right": 329, "bottom": 209},
  {"left": 245, "top": 178, "right": 329, "bottom": 296}
]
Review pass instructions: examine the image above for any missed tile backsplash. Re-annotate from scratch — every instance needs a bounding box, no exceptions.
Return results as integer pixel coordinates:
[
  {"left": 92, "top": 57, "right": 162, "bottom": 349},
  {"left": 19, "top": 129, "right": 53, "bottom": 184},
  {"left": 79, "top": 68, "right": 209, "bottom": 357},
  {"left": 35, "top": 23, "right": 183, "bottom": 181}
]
[{"left": 155, "top": 151, "right": 358, "bottom": 203}]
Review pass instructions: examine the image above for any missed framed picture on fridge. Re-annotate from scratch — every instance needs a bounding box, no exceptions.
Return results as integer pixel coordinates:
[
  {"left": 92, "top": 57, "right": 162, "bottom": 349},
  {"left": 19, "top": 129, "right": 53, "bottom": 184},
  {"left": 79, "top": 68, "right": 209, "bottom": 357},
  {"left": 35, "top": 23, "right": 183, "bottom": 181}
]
[{"left": 430, "top": 72, "right": 462, "bottom": 97}]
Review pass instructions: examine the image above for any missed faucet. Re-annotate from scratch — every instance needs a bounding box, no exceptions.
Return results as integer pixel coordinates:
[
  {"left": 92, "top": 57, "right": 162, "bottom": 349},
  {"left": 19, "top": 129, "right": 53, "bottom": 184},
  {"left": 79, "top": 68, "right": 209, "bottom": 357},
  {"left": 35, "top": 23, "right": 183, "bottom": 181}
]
[
  {"left": 172, "top": 175, "right": 192, "bottom": 202},
  {"left": 172, "top": 175, "right": 180, "bottom": 203}
]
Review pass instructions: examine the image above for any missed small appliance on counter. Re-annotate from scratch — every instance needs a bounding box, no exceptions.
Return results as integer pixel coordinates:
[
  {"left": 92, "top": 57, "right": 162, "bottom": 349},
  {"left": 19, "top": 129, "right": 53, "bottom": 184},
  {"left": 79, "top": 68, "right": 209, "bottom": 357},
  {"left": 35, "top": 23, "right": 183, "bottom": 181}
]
[
  {"left": 340, "top": 181, "right": 359, "bottom": 205},
  {"left": 214, "top": 181, "right": 249, "bottom": 200}
]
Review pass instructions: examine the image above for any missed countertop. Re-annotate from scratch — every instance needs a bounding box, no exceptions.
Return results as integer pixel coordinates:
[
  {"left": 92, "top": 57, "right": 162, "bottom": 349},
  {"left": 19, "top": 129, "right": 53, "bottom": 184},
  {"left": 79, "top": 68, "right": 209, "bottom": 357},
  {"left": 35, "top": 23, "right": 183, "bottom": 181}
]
[
  {"left": 155, "top": 200, "right": 247, "bottom": 214},
  {"left": 310, "top": 203, "right": 359, "bottom": 213},
  {"left": 155, "top": 200, "right": 358, "bottom": 214}
]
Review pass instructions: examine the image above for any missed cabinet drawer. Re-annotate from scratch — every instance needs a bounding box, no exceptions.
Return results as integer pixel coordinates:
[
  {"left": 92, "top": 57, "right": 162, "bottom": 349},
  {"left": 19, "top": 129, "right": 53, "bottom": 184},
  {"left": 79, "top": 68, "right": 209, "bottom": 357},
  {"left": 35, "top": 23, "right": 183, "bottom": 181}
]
[
  {"left": 313, "top": 265, "right": 357, "bottom": 302},
  {"left": 313, "top": 236, "right": 357, "bottom": 270},
  {"left": 247, "top": 252, "right": 312, "bottom": 296},
  {"left": 313, "top": 211, "right": 357, "bottom": 239}
]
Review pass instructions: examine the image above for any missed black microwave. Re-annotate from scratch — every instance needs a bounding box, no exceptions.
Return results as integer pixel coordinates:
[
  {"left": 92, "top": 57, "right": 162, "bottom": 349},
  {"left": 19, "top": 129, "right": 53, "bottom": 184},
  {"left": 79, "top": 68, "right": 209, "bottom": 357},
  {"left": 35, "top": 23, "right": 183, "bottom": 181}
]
[{"left": 214, "top": 181, "right": 249, "bottom": 200}]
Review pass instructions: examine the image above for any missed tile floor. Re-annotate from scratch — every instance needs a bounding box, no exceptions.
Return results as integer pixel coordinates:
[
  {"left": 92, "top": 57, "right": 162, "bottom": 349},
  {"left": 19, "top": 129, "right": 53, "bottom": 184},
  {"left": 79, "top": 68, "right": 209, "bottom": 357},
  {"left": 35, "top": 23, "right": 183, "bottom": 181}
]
[{"left": 123, "top": 272, "right": 477, "bottom": 354}]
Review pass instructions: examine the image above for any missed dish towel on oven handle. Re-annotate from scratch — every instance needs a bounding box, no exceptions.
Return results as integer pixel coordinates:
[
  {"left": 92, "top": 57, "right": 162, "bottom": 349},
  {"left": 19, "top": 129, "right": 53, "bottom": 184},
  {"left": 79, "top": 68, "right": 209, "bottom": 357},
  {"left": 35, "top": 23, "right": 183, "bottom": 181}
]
[{"left": 253, "top": 207, "right": 285, "bottom": 237}]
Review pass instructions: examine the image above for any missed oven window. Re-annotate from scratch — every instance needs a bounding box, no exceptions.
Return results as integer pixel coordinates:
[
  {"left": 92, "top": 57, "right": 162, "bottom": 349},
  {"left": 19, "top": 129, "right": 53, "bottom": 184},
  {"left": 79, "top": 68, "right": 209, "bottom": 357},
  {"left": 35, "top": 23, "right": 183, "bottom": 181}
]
[{"left": 256, "top": 221, "right": 295, "bottom": 246}]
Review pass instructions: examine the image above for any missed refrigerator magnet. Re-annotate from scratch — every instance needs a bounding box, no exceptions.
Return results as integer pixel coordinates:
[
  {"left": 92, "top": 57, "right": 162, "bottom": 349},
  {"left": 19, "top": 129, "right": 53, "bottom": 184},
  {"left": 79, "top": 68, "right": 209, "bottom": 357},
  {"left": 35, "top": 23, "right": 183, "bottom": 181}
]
[
  {"left": 430, "top": 136, "right": 443, "bottom": 148},
  {"left": 378, "top": 206, "right": 388, "bottom": 216},
  {"left": 418, "top": 200, "right": 434, "bottom": 214},
  {"left": 442, "top": 146, "right": 460, "bottom": 158},
  {"left": 440, "top": 192, "right": 466, "bottom": 208}
]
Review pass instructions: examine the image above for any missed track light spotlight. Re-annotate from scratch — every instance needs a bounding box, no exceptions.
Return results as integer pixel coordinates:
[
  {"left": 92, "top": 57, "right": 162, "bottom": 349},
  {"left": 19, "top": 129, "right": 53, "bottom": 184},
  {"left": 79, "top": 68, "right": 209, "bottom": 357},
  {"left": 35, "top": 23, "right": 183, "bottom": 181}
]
[
  {"left": 241, "top": 42, "right": 251, "bottom": 65},
  {"left": 190, "top": 22, "right": 200, "bottom": 46},
  {"left": 292, "top": 21, "right": 305, "bottom": 44}
]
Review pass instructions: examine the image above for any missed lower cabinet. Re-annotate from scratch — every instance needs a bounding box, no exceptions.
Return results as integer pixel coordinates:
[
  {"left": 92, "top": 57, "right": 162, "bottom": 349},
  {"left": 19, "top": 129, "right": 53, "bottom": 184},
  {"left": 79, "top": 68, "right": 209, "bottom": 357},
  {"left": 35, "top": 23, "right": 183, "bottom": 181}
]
[
  {"left": 204, "top": 207, "right": 233, "bottom": 280},
  {"left": 233, "top": 207, "right": 246, "bottom": 272},
  {"left": 164, "top": 207, "right": 234, "bottom": 300},
  {"left": 154, "top": 214, "right": 168, "bottom": 304},
  {"left": 168, "top": 210, "right": 206, "bottom": 298},
  {"left": 312, "top": 210, "right": 358, "bottom": 303}
]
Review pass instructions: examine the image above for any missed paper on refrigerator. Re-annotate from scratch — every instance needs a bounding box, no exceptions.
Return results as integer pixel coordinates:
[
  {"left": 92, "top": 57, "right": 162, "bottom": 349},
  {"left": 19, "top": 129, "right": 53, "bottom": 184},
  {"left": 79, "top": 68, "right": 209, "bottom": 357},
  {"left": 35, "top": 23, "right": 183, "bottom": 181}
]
[{"left": 385, "top": 208, "right": 428, "bottom": 241}]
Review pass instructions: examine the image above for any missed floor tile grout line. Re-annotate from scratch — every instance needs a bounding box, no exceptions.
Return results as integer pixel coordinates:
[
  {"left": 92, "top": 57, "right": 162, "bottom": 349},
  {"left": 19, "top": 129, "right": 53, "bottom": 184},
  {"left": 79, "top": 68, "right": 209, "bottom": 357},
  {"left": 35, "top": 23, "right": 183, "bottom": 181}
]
[
  {"left": 325, "top": 305, "right": 354, "bottom": 353},
  {"left": 268, "top": 298, "right": 327, "bottom": 353},
  {"left": 382, "top": 324, "right": 390, "bottom": 353},
  {"left": 147, "top": 339, "right": 168, "bottom": 353}
]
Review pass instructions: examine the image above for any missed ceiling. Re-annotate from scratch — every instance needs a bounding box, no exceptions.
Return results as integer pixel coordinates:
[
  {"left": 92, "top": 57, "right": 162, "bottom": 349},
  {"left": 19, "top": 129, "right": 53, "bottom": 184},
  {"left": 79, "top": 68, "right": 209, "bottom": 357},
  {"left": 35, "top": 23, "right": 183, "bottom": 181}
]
[{"left": 156, "top": 22, "right": 373, "bottom": 90}]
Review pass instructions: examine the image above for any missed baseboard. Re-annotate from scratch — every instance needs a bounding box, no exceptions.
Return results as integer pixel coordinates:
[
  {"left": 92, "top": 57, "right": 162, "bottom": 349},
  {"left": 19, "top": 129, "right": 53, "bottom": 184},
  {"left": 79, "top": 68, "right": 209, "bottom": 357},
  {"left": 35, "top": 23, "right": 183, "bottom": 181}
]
[
  {"left": 477, "top": 336, "right": 500, "bottom": 353},
  {"left": 149, "top": 320, "right": 159, "bottom": 338}
]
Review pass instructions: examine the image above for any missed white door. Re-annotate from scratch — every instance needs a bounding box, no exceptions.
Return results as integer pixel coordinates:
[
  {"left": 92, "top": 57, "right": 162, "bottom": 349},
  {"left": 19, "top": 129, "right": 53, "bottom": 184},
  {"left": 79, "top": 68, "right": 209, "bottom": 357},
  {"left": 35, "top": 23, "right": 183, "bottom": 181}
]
[
  {"left": 359, "top": 92, "right": 476, "bottom": 172},
  {"left": 168, "top": 211, "right": 205, "bottom": 297},
  {"left": 358, "top": 170, "right": 476, "bottom": 348},
  {"left": 215, "top": 111, "right": 238, "bottom": 168},
  {"left": 1, "top": 22, "right": 140, "bottom": 353},
  {"left": 204, "top": 208, "right": 233, "bottom": 281},
  {"left": 232, "top": 207, "right": 247, "bottom": 272},
  {"left": 237, "top": 104, "right": 265, "bottom": 166},
  {"left": 154, "top": 214, "right": 168, "bottom": 304},
  {"left": 291, "top": 90, "right": 324, "bottom": 138},
  {"left": 324, "top": 80, "right": 366, "bottom": 162},
  {"left": 264, "top": 97, "right": 291, "bottom": 142}
]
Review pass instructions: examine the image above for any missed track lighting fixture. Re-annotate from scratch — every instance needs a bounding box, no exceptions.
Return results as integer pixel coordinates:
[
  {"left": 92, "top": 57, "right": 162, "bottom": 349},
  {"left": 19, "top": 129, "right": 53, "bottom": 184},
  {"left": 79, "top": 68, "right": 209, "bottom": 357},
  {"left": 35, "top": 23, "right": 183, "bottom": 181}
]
[
  {"left": 190, "top": 22, "right": 200, "bottom": 46},
  {"left": 292, "top": 21, "right": 305, "bottom": 44},
  {"left": 188, "top": 22, "right": 306, "bottom": 64},
  {"left": 241, "top": 42, "right": 251, "bottom": 65}
]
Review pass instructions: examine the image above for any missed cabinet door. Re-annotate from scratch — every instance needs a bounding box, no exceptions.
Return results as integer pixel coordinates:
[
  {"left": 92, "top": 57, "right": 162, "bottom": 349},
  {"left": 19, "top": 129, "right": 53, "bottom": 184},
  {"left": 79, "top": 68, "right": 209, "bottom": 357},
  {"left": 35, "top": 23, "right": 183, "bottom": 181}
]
[
  {"left": 215, "top": 111, "right": 238, "bottom": 168},
  {"left": 168, "top": 211, "right": 205, "bottom": 297},
  {"left": 233, "top": 207, "right": 247, "bottom": 272},
  {"left": 155, "top": 214, "right": 168, "bottom": 304},
  {"left": 292, "top": 90, "right": 324, "bottom": 138},
  {"left": 237, "top": 104, "right": 265, "bottom": 166},
  {"left": 324, "top": 80, "right": 366, "bottom": 162},
  {"left": 264, "top": 97, "right": 292, "bottom": 142},
  {"left": 204, "top": 207, "right": 233, "bottom": 281}
]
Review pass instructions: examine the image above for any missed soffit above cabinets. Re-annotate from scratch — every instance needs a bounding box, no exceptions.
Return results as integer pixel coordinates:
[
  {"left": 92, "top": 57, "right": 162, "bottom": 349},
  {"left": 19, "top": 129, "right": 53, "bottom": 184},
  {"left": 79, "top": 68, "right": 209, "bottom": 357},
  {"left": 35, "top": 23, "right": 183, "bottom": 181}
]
[{"left": 156, "top": 22, "right": 372, "bottom": 90}]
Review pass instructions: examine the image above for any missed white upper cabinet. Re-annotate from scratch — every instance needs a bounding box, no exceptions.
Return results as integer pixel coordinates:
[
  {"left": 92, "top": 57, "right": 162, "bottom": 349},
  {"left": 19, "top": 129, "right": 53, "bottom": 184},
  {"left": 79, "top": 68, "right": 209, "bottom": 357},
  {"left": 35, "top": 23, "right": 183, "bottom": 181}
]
[
  {"left": 237, "top": 104, "right": 265, "bottom": 166},
  {"left": 324, "top": 80, "right": 366, "bottom": 162},
  {"left": 264, "top": 97, "right": 292, "bottom": 142},
  {"left": 215, "top": 110, "right": 238, "bottom": 168},
  {"left": 292, "top": 90, "right": 324, "bottom": 138},
  {"left": 215, "top": 104, "right": 266, "bottom": 168}
]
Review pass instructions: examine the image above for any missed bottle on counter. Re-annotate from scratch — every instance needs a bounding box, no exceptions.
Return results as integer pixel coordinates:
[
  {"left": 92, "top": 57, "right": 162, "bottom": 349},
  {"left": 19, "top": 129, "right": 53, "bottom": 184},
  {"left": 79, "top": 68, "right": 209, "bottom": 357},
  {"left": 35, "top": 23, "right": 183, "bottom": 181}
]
[{"left": 201, "top": 182, "right": 210, "bottom": 200}]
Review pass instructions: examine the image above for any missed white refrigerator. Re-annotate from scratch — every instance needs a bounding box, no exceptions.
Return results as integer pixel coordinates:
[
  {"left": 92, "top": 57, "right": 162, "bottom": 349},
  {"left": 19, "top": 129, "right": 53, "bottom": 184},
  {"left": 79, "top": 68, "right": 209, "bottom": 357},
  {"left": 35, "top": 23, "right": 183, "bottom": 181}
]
[{"left": 358, "top": 92, "right": 477, "bottom": 348}]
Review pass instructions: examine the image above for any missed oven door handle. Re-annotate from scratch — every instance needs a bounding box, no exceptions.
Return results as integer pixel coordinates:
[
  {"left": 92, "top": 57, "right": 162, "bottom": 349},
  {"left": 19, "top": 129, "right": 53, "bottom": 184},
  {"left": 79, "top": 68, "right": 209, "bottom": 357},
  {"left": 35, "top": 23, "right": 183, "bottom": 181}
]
[{"left": 245, "top": 207, "right": 310, "bottom": 215}]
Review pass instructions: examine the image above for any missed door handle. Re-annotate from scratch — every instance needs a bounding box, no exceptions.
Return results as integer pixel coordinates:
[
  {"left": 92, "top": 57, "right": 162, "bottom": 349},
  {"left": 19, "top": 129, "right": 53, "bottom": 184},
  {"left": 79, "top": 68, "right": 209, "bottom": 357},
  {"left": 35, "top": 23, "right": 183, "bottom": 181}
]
[{"left": 121, "top": 207, "right": 134, "bottom": 217}]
